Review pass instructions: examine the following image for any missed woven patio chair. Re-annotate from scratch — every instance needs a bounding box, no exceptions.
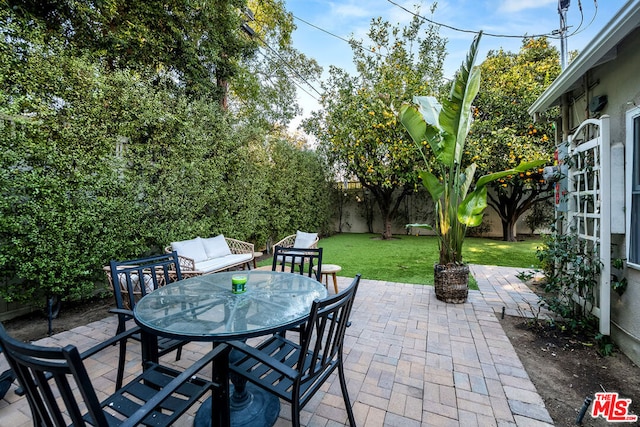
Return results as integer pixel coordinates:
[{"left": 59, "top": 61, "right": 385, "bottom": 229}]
[{"left": 271, "top": 231, "right": 319, "bottom": 253}]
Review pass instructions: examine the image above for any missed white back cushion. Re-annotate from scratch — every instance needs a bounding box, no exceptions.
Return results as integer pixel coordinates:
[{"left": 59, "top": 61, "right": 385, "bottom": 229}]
[
  {"left": 171, "top": 237, "right": 208, "bottom": 262},
  {"left": 293, "top": 231, "right": 317, "bottom": 248},
  {"left": 202, "top": 234, "right": 232, "bottom": 259}
]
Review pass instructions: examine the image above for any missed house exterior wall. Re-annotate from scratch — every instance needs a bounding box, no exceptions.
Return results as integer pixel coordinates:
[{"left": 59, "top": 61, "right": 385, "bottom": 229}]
[{"left": 561, "top": 26, "right": 640, "bottom": 365}]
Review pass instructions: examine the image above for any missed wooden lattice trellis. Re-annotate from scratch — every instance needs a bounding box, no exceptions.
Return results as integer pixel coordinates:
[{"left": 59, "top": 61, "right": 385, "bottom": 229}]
[{"left": 566, "top": 116, "right": 611, "bottom": 335}]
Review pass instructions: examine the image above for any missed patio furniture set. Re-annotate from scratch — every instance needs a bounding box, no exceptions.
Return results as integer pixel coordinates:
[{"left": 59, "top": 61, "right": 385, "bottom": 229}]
[{"left": 0, "top": 231, "right": 355, "bottom": 427}]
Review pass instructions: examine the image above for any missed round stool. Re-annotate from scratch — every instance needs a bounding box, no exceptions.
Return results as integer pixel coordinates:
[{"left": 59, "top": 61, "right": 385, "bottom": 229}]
[{"left": 313, "top": 264, "right": 342, "bottom": 294}]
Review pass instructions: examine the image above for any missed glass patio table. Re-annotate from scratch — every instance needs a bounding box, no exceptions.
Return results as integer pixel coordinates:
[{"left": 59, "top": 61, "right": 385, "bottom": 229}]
[{"left": 133, "top": 270, "right": 327, "bottom": 427}]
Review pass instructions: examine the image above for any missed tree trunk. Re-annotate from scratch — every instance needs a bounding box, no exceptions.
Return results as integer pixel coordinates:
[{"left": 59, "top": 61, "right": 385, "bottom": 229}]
[
  {"left": 382, "top": 216, "right": 393, "bottom": 240},
  {"left": 487, "top": 181, "right": 554, "bottom": 242},
  {"left": 501, "top": 219, "right": 517, "bottom": 242}
]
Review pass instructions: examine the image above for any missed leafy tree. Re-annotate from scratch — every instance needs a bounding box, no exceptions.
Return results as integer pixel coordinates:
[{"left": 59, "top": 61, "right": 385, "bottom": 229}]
[
  {"left": 231, "top": 0, "right": 322, "bottom": 129},
  {"left": 304, "top": 10, "right": 446, "bottom": 239},
  {"left": 466, "top": 37, "right": 560, "bottom": 241},
  {"left": 6, "top": 0, "right": 257, "bottom": 102}
]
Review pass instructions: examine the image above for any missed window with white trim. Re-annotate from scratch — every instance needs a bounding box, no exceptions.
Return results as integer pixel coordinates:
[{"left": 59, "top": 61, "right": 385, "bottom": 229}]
[{"left": 626, "top": 107, "right": 640, "bottom": 265}]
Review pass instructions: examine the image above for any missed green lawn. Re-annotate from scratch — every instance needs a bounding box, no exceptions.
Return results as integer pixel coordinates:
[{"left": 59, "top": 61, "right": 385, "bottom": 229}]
[{"left": 261, "top": 233, "right": 541, "bottom": 287}]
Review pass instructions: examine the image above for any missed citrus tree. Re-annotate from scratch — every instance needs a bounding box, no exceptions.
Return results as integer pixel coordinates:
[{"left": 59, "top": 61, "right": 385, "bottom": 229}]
[
  {"left": 466, "top": 37, "right": 560, "bottom": 241},
  {"left": 304, "top": 11, "right": 446, "bottom": 239}
]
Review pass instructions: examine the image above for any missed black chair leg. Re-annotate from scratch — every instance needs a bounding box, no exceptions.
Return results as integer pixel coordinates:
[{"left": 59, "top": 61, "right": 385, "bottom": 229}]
[
  {"left": 338, "top": 361, "right": 356, "bottom": 426},
  {"left": 116, "top": 338, "right": 127, "bottom": 390},
  {"left": 0, "top": 369, "right": 15, "bottom": 399},
  {"left": 291, "top": 399, "right": 301, "bottom": 427}
]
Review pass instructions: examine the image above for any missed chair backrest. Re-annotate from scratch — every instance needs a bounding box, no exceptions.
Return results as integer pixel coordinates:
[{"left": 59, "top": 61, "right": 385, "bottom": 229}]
[
  {"left": 272, "top": 246, "right": 323, "bottom": 281},
  {"left": 0, "top": 322, "right": 109, "bottom": 426},
  {"left": 109, "top": 252, "right": 182, "bottom": 311},
  {"left": 297, "top": 274, "right": 360, "bottom": 385}
]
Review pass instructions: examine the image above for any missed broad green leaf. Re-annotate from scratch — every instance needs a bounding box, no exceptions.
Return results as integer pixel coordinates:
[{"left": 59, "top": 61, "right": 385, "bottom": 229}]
[
  {"left": 458, "top": 185, "right": 487, "bottom": 227},
  {"left": 514, "top": 159, "right": 547, "bottom": 172},
  {"left": 460, "top": 163, "right": 477, "bottom": 200},
  {"left": 412, "top": 96, "right": 442, "bottom": 128},
  {"left": 399, "top": 102, "right": 442, "bottom": 157},
  {"left": 475, "top": 159, "right": 546, "bottom": 188},
  {"left": 439, "top": 32, "right": 482, "bottom": 167},
  {"left": 399, "top": 103, "right": 427, "bottom": 145},
  {"left": 419, "top": 170, "right": 444, "bottom": 202}
]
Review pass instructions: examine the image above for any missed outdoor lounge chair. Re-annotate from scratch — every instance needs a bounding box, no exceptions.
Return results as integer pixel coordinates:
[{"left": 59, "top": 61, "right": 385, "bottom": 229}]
[{"left": 271, "top": 230, "right": 319, "bottom": 253}]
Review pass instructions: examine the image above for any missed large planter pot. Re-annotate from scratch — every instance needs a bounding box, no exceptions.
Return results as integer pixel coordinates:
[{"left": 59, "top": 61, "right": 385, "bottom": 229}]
[{"left": 434, "top": 264, "right": 469, "bottom": 303}]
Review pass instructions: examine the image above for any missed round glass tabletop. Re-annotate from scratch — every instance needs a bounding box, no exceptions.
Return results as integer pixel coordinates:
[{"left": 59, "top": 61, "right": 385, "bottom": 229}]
[{"left": 134, "top": 270, "right": 327, "bottom": 341}]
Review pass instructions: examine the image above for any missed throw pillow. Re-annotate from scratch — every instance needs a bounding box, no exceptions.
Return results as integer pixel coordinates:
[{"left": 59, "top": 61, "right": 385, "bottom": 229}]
[
  {"left": 293, "top": 230, "right": 318, "bottom": 248},
  {"left": 202, "top": 234, "right": 232, "bottom": 259},
  {"left": 171, "top": 237, "right": 208, "bottom": 262}
]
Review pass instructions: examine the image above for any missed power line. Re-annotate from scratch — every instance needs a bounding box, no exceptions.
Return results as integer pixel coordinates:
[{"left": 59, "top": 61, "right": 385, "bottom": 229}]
[
  {"left": 386, "top": 0, "right": 560, "bottom": 39},
  {"left": 292, "top": 14, "right": 389, "bottom": 61},
  {"left": 255, "top": 34, "right": 323, "bottom": 99},
  {"left": 565, "top": 1, "right": 599, "bottom": 38},
  {"left": 255, "top": 48, "right": 320, "bottom": 102},
  {"left": 293, "top": 15, "right": 352, "bottom": 45}
]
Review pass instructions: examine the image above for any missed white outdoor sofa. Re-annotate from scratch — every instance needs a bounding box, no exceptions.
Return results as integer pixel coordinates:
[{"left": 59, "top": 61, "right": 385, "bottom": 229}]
[{"left": 165, "top": 235, "right": 254, "bottom": 277}]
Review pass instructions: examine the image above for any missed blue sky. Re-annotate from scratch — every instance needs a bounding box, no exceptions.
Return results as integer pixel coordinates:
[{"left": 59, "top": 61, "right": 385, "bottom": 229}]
[{"left": 282, "top": 0, "right": 628, "bottom": 127}]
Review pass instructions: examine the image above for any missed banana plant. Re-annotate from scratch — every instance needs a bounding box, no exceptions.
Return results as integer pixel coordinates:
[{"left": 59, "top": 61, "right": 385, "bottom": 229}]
[{"left": 399, "top": 32, "right": 545, "bottom": 265}]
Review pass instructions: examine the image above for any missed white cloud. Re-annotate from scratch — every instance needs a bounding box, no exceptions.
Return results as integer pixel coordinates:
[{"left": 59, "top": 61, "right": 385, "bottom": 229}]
[
  {"left": 330, "top": 2, "right": 371, "bottom": 19},
  {"left": 498, "top": 0, "right": 556, "bottom": 13}
]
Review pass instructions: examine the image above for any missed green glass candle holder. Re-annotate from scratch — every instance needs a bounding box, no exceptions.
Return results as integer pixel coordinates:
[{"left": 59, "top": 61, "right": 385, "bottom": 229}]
[{"left": 231, "top": 274, "right": 248, "bottom": 294}]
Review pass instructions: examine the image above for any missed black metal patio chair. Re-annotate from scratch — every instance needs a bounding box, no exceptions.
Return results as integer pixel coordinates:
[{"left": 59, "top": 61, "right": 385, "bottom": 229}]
[
  {"left": 0, "top": 321, "right": 230, "bottom": 427},
  {"left": 271, "top": 246, "right": 323, "bottom": 281},
  {"left": 107, "top": 252, "right": 187, "bottom": 390},
  {"left": 228, "top": 274, "right": 361, "bottom": 427}
]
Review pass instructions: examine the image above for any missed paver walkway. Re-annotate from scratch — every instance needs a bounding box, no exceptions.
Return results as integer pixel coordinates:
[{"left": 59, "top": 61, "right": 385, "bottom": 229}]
[{"left": 0, "top": 265, "right": 554, "bottom": 426}]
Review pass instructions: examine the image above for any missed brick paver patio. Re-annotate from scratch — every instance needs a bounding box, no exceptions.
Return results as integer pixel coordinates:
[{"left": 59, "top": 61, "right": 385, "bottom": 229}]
[{"left": 0, "top": 265, "right": 554, "bottom": 426}]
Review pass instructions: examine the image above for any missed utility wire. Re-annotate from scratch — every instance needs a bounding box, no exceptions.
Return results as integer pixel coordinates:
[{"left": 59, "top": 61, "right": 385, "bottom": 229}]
[
  {"left": 255, "top": 34, "right": 323, "bottom": 98},
  {"left": 256, "top": 48, "right": 320, "bottom": 101},
  {"left": 386, "top": 0, "right": 561, "bottom": 39},
  {"left": 294, "top": 15, "right": 353, "bottom": 45},
  {"left": 565, "top": 0, "right": 599, "bottom": 38},
  {"left": 293, "top": 15, "right": 390, "bottom": 61}
]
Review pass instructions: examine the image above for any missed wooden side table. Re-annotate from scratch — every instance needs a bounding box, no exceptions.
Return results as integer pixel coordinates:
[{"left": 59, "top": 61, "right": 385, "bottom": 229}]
[
  {"left": 252, "top": 251, "right": 263, "bottom": 269},
  {"left": 313, "top": 264, "right": 342, "bottom": 294}
]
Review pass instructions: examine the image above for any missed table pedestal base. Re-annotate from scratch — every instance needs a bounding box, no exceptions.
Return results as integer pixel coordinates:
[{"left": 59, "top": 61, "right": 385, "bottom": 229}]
[{"left": 194, "top": 383, "right": 280, "bottom": 427}]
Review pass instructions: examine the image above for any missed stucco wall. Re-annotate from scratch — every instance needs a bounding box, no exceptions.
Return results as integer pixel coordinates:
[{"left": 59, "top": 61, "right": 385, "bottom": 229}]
[{"left": 333, "top": 186, "right": 540, "bottom": 238}]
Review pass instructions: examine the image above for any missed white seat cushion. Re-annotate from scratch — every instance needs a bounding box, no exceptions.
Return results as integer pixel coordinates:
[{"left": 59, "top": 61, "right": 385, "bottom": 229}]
[
  {"left": 276, "top": 250, "right": 309, "bottom": 265},
  {"left": 195, "top": 253, "right": 253, "bottom": 273}
]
